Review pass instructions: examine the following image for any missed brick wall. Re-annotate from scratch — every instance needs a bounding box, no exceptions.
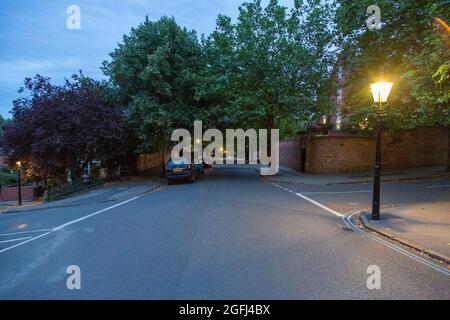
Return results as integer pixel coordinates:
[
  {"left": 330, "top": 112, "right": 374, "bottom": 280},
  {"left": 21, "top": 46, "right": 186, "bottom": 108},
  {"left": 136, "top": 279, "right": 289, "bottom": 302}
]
[
  {"left": 280, "top": 126, "right": 449, "bottom": 174},
  {"left": 1, "top": 186, "right": 34, "bottom": 202},
  {"left": 305, "top": 135, "right": 374, "bottom": 173},
  {"left": 279, "top": 138, "right": 301, "bottom": 171}
]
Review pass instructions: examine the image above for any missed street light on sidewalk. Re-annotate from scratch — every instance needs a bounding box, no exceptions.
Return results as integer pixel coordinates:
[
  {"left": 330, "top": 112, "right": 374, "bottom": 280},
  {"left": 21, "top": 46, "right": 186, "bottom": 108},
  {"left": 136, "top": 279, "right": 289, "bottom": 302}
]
[
  {"left": 370, "top": 82, "right": 393, "bottom": 221},
  {"left": 16, "top": 161, "right": 22, "bottom": 206}
]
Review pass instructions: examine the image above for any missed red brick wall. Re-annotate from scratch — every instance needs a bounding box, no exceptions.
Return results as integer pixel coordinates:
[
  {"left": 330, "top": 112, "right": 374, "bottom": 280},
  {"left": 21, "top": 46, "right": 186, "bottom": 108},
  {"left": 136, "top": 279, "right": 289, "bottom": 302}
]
[
  {"left": 305, "top": 135, "right": 374, "bottom": 173},
  {"left": 280, "top": 126, "right": 449, "bottom": 174},
  {"left": 279, "top": 138, "right": 301, "bottom": 171},
  {"left": 1, "top": 186, "right": 34, "bottom": 202},
  {"left": 382, "top": 127, "right": 447, "bottom": 169}
]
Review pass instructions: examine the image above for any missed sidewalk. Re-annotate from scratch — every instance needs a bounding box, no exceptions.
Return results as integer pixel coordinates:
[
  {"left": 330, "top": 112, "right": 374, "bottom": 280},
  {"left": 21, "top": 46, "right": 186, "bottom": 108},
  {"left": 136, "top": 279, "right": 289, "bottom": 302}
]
[
  {"left": 359, "top": 205, "right": 450, "bottom": 265},
  {"left": 0, "top": 178, "right": 163, "bottom": 214},
  {"left": 268, "top": 165, "right": 450, "bottom": 186},
  {"left": 268, "top": 165, "right": 450, "bottom": 265},
  {"left": 0, "top": 200, "right": 44, "bottom": 213}
]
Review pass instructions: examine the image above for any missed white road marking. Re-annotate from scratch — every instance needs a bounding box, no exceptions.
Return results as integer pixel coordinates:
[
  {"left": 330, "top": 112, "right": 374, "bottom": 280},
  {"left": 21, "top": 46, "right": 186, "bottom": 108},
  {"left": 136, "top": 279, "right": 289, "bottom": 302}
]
[
  {"left": 273, "top": 183, "right": 344, "bottom": 217},
  {"left": 274, "top": 183, "right": 450, "bottom": 275},
  {"left": 294, "top": 193, "right": 344, "bottom": 217},
  {"left": 0, "top": 237, "right": 32, "bottom": 244},
  {"left": 0, "top": 196, "right": 141, "bottom": 254},
  {"left": 52, "top": 196, "right": 140, "bottom": 231},
  {"left": 0, "top": 232, "right": 51, "bottom": 253},
  {"left": 426, "top": 184, "right": 450, "bottom": 189},
  {"left": 0, "top": 229, "right": 53, "bottom": 237},
  {"left": 302, "top": 190, "right": 372, "bottom": 195}
]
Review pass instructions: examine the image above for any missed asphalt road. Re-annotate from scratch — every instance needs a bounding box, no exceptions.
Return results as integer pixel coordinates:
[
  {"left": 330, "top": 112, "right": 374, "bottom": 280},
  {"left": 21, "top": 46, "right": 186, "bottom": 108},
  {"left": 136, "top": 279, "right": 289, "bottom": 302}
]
[{"left": 0, "top": 166, "right": 449, "bottom": 299}]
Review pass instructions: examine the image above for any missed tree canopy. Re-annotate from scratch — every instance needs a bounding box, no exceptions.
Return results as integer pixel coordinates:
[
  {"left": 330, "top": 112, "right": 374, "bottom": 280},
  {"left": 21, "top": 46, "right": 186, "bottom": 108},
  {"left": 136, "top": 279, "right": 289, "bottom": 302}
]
[
  {"left": 196, "top": 0, "right": 336, "bottom": 137},
  {"left": 3, "top": 74, "right": 126, "bottom": 180},
  {"left": 334, "top": 0, "right": 450, "bottom": 132},
  {"left": 102, "top": 16, "right": 202, "bottom": 153}
]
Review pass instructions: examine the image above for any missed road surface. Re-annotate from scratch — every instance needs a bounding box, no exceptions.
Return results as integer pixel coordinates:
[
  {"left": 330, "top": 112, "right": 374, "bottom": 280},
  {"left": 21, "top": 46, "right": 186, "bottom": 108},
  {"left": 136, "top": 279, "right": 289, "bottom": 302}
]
[{"left": 0, "top": 166, "right": 449, "bottom": 299}]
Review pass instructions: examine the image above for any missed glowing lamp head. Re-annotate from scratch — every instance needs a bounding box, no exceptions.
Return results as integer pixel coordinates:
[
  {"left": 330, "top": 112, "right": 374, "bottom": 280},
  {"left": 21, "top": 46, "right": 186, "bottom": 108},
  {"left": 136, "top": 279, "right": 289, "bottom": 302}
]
[
  {"left": 16, "top": 161, "right": 21, "bottom": 168},
  {"left": 371, "top": 82, "right": 393, "bottom": 103}
]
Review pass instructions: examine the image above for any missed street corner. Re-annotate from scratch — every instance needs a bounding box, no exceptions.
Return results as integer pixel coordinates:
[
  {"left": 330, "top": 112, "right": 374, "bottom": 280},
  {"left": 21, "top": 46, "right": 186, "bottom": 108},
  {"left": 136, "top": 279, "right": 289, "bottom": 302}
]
[{"left": 358, "top": 211, "right": 450, "bottom": 268}]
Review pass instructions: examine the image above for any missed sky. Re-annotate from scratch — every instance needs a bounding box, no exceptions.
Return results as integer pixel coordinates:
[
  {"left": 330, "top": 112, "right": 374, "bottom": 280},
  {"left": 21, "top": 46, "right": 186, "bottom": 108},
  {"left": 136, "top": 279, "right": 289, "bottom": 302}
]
[{"left": 0, "top": 0, "right": 296, "bottom": 118}]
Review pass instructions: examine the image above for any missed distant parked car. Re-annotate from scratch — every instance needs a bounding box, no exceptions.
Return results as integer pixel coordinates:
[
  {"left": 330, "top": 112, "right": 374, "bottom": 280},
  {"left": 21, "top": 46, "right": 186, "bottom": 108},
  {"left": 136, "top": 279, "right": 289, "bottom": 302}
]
[
  {"left": 165, "top": 159, "right": 198, "bottom": 184},
  {"left": 203, "top": 162, "right": 212, "bottom": 169}
]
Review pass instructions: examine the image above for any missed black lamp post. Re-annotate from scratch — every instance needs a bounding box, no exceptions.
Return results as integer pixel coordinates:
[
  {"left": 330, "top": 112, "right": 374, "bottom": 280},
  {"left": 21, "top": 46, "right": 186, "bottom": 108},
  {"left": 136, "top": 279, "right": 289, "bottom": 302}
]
[
  {"left": 370, "top": 82, "right": 393, "bottom": 221},
  {"left": 16, "top": 161, "right": 22, "bottom": 206}
]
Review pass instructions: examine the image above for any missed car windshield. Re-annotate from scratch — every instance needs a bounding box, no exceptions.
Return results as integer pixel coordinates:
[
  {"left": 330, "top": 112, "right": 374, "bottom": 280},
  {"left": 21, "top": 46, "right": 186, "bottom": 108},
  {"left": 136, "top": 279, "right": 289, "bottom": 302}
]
[{"left": 168, "top": 158, "right": 190, "bottom": 166}]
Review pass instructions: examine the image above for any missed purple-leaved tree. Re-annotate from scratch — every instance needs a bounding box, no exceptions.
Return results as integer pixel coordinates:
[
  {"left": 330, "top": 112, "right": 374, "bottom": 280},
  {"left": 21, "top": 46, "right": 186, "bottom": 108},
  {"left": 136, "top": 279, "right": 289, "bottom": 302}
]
[{"left": 4, "top": 73, "right": 127, "bottom": 183}]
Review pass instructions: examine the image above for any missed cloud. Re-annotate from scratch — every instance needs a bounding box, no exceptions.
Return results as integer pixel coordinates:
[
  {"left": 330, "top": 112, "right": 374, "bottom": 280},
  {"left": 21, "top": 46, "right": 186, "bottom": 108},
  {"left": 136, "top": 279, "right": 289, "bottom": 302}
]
[
  {"left": 0, "top": 0, "right": 298, "bottom": 118},
  {"left": 0, "top": 58, "right": 82, "bottom": 84}
]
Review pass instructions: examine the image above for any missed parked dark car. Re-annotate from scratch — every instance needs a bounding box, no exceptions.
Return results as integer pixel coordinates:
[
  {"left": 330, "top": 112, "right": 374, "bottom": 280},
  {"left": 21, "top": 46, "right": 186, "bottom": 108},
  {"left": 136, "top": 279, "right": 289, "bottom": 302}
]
[{"left": 165, "top": 159, "right": 198, "bottom": 183}]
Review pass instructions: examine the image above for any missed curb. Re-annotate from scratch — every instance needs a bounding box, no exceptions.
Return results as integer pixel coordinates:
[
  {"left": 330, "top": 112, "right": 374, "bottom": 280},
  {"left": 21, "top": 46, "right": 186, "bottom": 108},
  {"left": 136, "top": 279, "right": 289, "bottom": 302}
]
[
  {"left": 1, "top": 181, "right": 165, "bottom": 215},
  {"left": 358, "top": 212, "right": 450, "bottom": 266},
  {"left": 275, "top": 167, "right": 450, "bottom": 186},
  {"left": 329, "top": 173, "right": 450, "bottom": 186}
]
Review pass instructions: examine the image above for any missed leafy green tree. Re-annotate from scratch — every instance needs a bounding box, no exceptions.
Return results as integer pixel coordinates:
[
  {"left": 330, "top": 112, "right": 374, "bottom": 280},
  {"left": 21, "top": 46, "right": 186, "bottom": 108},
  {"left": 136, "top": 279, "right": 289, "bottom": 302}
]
[
  {"left": 432, "top": 62, "right": 450, "bottom": 169},
  {"left": 102, "top": 16, "right": 202, "bottom": 153},
  {"left": 335, "top": 0, "right": 450, "bottom": 132},
  {"left": 196, "top": 0, "right": 336, "bottom": 138}
]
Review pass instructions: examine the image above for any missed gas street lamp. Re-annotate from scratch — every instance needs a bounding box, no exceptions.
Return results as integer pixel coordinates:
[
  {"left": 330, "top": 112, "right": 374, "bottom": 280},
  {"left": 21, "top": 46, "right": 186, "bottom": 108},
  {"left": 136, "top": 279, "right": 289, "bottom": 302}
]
[
  {"left": 16, "top": 161, "right": 22, "bottom": 206},
  {"left": 370, "top": 82, "right": 393, "bottom": 221}
]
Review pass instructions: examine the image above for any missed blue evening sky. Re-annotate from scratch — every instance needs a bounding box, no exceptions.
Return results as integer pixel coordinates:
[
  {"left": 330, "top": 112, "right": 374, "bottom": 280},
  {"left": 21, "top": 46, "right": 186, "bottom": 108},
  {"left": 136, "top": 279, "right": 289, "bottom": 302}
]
[{"left": 0, "top": 0, "right": 295, "bottom": 118}]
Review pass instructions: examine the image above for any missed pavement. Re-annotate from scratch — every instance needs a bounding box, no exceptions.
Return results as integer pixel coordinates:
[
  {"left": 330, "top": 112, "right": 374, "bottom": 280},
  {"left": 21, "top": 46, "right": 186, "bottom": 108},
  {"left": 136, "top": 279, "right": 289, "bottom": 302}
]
[
  {"left": 1, "top": 178, "right": 162, "bottom": 214},
  {"left": 264, "top": 165, "right": 450, "bottom": 264},
  {"left": 0, "top": 200, "right": 44, "bottom": 213},
  {"left": 359, "top": 205, "right": 450, "bottom": 264},
  {"left": 270, "top": 165, "right": 450, "bottom": 186},
  {"left": 0, "top": 166, "right": 448, "bottom": 299}
]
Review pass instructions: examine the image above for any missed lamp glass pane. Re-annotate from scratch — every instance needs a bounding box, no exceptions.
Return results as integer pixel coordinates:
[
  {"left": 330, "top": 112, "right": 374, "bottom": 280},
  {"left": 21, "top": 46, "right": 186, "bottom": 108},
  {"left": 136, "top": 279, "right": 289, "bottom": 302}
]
[{"left": 371, "top": 82, "right": 393, "bottom": 103}]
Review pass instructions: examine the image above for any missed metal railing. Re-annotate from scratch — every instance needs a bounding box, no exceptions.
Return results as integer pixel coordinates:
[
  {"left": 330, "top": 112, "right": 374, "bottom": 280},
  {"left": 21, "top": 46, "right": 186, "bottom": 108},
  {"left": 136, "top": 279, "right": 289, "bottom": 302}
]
[{"left": 45, "top": 178, "right": 107, "bottom": 203}]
